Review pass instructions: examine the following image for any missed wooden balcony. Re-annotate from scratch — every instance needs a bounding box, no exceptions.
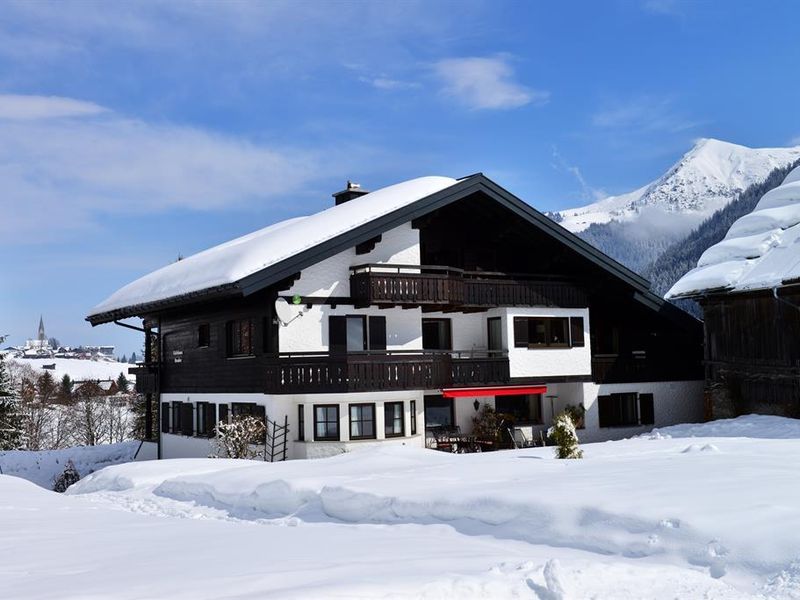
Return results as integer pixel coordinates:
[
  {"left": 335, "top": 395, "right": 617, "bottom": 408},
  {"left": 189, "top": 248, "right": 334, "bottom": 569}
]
[
  {"left": 592, "top": 355, "right": 702, "bottom": 384},
  {"left": 265, "top": 350, "right": 510, "bottom": 394},
  {"left": 350, "top": 264, "right": 587, "bottom": 310},
  {"left": 129, "top": 363, "right": 159, "bottom": 394}
]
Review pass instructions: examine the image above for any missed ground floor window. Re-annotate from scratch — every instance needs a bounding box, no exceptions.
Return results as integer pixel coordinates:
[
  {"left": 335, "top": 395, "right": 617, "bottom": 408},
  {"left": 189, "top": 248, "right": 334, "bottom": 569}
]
[
  {"left": 495, "top": 394, "right": 542, "bottom": 424},
  {"left": 314, "top": 404, "right": 340, "bottom": 441},
  {"left": 196, "top": 402, "right": 216, "bottom": 437},
  {"left": 349, "top": 403, "right": 376, "bottom": 440},
  {"left": 410, "top": 400, "right": 417, "bottom": 435},
  {"left": 384, "top": 402, "right": 404, "bottom": 437},
  {"left": 424, "top": 395, "right": 454, "bottom": 430},
  {"left": 598, "top": 393, "right": 639, "bottom": 427}
]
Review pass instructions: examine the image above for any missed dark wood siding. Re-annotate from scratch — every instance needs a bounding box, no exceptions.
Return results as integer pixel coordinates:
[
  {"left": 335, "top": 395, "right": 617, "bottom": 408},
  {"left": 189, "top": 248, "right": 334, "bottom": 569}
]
[
  {"left": 152, "top": 288, "right": 278, "bottom": 394},
  {"left": 702, "top": 291, "right": 800, "bottom": 417}
]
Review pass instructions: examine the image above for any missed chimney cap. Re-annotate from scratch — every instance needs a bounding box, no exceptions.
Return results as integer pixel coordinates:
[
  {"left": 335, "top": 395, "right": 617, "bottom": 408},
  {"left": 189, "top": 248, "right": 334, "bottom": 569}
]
[{"left": 332, "top": 180, "right": 370, "bottom": 205}]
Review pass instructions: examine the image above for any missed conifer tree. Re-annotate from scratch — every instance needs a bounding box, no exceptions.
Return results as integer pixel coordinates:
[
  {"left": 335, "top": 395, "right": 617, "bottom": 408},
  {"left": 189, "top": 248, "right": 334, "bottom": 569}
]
[
  {"left": 0, "top": 351, "right": 25, "bottom": 450},
  {"left": 548, "top": 410, "right": 583, "bottom": 459},
  {"left": 116, "top": 372, "right": 130, "bottom": 393}
]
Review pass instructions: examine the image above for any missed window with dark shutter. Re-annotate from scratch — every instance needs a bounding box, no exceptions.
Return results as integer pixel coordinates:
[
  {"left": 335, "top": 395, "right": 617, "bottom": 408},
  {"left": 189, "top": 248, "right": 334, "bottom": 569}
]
[
  {"left": 570, "top": 317, "right": 585, "bottom": 347},
  {"left": 161, "top": 402, "right": 170, "bottom": 434},
  {"left": 218, "top": 403, "right": 229, "bottom": 425},
  {"left": 410, "top": 400, "right": 417, "bottom": 435},
  {"left": 180, "top": 403, "right": 194, "bottom": 436},
  {"left": 368, "top": 316, "right": 387, "bottom": 350},
  {"left": 639, "top": 393, "right": 655, "bottom": 425},
  {"left": 598, "top": 393, "right": 639, "bottom": 427},
  {"left": 513, "top": 317, "right": 529, "bottom": 348}
]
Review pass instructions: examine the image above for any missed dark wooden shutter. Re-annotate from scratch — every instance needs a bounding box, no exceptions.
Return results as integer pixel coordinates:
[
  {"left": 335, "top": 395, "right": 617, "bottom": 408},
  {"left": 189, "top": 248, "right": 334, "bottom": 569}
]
[
  {"left": 329, "top": 316, "right": 347, "bottom": 354},
  {"left": 161, "top": 402, "right": 170, "bottom": 434},
  {"left": 205, "top": 402, "right": 217, "bottom": 435},
  {"left": 597, "top": 395, "right": 612, "bottom": 428},
  {"left": 639, "top": 393, "right": 655, "bottom": 425},
  {"left": 171, "top": 401, "right": 181, "bottom": 433},
  {"left": 218, "top": 403, "right": 229, "bottom": 425},
  {"left": 570, "top": 317, "right": 585, "bottom": 347},
  {"left": 180, "top": 403, "right": 194, "bottom": 436},
  {"left": 513, "top": 317, "right": 529, "bottom": 348},
  {"left": 368, "top": 316, "right": 387, "bottom": 350}
]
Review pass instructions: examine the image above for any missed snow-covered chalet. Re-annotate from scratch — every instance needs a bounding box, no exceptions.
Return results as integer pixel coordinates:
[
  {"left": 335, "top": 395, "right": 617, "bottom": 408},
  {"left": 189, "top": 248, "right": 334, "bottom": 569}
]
[
  {"left": 88, "top": 174, "right": 704, "bottom": 459},
  {"left": 669, "top": 164, "right": 800, "bottom": 418}
]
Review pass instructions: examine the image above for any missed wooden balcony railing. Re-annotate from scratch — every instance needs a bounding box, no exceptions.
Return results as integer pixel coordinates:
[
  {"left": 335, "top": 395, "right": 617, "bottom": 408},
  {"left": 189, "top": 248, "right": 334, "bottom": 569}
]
[
  {"left": 350, "top": 264, "right": 587, "bottom": 309},
  {"left": 129, "top": 363, "right": 159, "bottom": 394},
  {"left": 592, "top": 355, "right": 702, "bottom": 384},
  {"left": 265, "top": 349, "right": 510, "bottom": 394}
]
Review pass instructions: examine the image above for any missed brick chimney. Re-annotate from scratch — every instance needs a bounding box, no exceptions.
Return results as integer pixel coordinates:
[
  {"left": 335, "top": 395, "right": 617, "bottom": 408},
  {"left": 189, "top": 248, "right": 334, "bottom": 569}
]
[{"left": 332, "top": 180, "right": 369, "bottom": 205}]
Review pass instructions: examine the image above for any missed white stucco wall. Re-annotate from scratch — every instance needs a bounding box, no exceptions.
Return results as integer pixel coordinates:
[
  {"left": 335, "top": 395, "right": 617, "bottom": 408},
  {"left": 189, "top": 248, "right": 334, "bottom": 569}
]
[
  {"left": 503, "top": 307, "right": 591, "bottom": 379},
  {"left": 286, "top": 222, "right": 420, "bottom": 297}
]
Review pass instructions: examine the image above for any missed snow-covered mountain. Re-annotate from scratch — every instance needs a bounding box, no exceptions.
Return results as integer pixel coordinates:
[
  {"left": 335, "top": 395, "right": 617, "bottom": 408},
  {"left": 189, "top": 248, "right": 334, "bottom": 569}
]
[{"left": 555, "top": 138, "right": 800, "bottom": 233}]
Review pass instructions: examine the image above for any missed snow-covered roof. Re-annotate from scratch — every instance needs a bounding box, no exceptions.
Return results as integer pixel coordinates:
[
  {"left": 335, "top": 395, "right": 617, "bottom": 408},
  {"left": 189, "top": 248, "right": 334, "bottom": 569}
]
[
  {"left": 89, "top": 176, "right": 459, "bottom": 319},
  {"left": 667, "top": 165, "right": 800, "bottom": 298}
]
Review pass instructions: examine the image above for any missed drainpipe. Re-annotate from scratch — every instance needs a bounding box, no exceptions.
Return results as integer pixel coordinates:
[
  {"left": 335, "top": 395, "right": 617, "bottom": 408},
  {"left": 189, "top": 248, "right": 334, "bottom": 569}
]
[{"left": 773, "top": 286, "right": 800, "bottom": 312}]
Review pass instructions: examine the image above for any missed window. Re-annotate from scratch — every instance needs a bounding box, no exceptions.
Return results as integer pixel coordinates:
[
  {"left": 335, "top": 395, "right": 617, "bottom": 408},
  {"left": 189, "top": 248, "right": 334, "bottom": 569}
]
[
  {"left": 384, "top": 402, "right": 404, "bottom": 437},
  {"left": 422, "top": 319, "right": 452, "bottom": 350},
  {"left": 196, "top": 402, "right": 216, "bottom": 437},
  {"left": 179, "top": 403, "right": 193, "bottom": 436},
  {"left": 298, "top": 404, "right": 305, "bottom": 441},
  {"left": 218, "top": 403, "right": 229, "bottom": 426},
  {"left": 487, "top": 317, "right": 503, "bottom": 351},
  {"left": 329, "top": 316, "right": 386, "bottom": 353},
  {"left": 495, "top": 394, "right": 542, "bottom": 424},
  {"left": 424, "top": 395, "right": 454, "bottom": 430},
  {"left": 314, "top": 404, "right": 340, "bottom": 441},
  {"left": 231, "top": 402, "right": 266, "bottom": 443},
  {"left": 226, "top": 319, "right": 253, "bottom": 357},
  {"left": 598, "top": 393, "right": 639, "bottom": 427},
  {"left": 410, "top": 400, "right": 417, "bottom": 435},
  {"left": 198, "top": 323, "right": 210, "bottom": 348},
  {"left": 513, "top": 317, "right": 572, "bottom": 348},
  {"left": 349, "top": 403, "right": 376, "bottom": 440}
]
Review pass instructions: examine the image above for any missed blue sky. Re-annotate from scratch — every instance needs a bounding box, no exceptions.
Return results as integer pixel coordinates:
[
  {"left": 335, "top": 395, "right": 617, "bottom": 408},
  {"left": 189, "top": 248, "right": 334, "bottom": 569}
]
[{"left": 2, "top": 0, "right": 799, "bottom": 356}]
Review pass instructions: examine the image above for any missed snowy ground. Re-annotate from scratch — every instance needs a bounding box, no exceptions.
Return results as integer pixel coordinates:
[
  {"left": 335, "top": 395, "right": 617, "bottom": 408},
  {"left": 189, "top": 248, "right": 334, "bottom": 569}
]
[
  {"left": 3, "top": 416, "right": 800, "bottom": 599},
  {"left": 0, "top": 441, "right": 140, "bottom": 489},
  {"left": 9, "top": 357, "right": 135, "bottom": 382}
]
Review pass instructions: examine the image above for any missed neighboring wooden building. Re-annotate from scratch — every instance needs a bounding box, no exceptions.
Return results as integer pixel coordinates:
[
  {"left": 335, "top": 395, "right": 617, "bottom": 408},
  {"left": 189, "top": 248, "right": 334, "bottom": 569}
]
[
  {"left": 88, "top": 174, "right": 704, "bottom": 460},
  {"left": 669, "top": 166, "right": 800, "bottom": 418}
]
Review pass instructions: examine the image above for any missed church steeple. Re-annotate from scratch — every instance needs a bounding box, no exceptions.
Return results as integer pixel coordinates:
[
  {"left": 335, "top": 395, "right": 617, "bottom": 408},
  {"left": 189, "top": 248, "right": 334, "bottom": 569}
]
[{"left": 38, "top": 315, "right": 46, "bottom": 342}]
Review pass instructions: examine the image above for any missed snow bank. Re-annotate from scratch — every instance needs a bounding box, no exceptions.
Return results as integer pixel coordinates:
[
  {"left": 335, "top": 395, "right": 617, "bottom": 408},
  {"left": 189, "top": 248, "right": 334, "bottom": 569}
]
[
  {"left": 90, "top": 176, "right": 459, "bottom": 316},
  {"left": 0, "top": 441, "right": 140, "bottom": 489},
  {"left": 70, "top": 416, "right": 800, "bottom": 592},
  {"left": 668, "top": 165, "right": 800, "bottom": 298},
  {"left": 10, "top": 357, "right": 135, "bottom": 382}
]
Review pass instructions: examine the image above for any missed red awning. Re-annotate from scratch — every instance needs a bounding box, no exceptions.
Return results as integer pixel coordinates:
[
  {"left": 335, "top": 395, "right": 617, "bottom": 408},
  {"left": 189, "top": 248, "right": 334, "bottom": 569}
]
[{"left": 442, "top": 385, "right": 547, "bottom": 398}]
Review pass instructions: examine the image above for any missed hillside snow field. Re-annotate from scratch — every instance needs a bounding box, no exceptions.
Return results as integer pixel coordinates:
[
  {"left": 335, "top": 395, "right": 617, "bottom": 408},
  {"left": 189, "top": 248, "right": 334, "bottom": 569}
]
[
  {"left": 3, "top": 416, "right": 800, "bottom": 598},
  {"left": 9, "top": 357, "right": 135, "bottom": 382}
]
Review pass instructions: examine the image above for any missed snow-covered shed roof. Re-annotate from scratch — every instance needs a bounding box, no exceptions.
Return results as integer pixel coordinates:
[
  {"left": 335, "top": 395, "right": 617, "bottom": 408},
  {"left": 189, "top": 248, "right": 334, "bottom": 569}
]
[
  {"left": 667, "top": 165, "right": 800, "bottom": 299},
  {"left": 88, "top": 172, "right": 694, "bottom": 327}
]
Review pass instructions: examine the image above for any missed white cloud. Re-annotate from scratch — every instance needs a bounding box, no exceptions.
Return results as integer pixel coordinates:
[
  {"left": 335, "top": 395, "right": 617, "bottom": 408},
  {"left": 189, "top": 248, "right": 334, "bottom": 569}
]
[
  {"left": 0, "top": 94, "right": 349, "bottom": 242},
  {"left": 789, "top": 135, "right": 800, "bottom": 147},
  {"left": 433, "top": 56, "right": 547, "bottom": 111},
  {"left": 358, "top": 75, "right": 421, "bottom": 91},
  {"left": 0, "top": 94, "right": 107, "bottom": 120}
]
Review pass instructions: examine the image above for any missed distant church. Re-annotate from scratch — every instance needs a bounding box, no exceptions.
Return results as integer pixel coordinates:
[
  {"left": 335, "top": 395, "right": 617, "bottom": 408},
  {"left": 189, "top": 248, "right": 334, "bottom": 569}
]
[{"left": 22, "top": 316, "right": 53, "bottom": 358}]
